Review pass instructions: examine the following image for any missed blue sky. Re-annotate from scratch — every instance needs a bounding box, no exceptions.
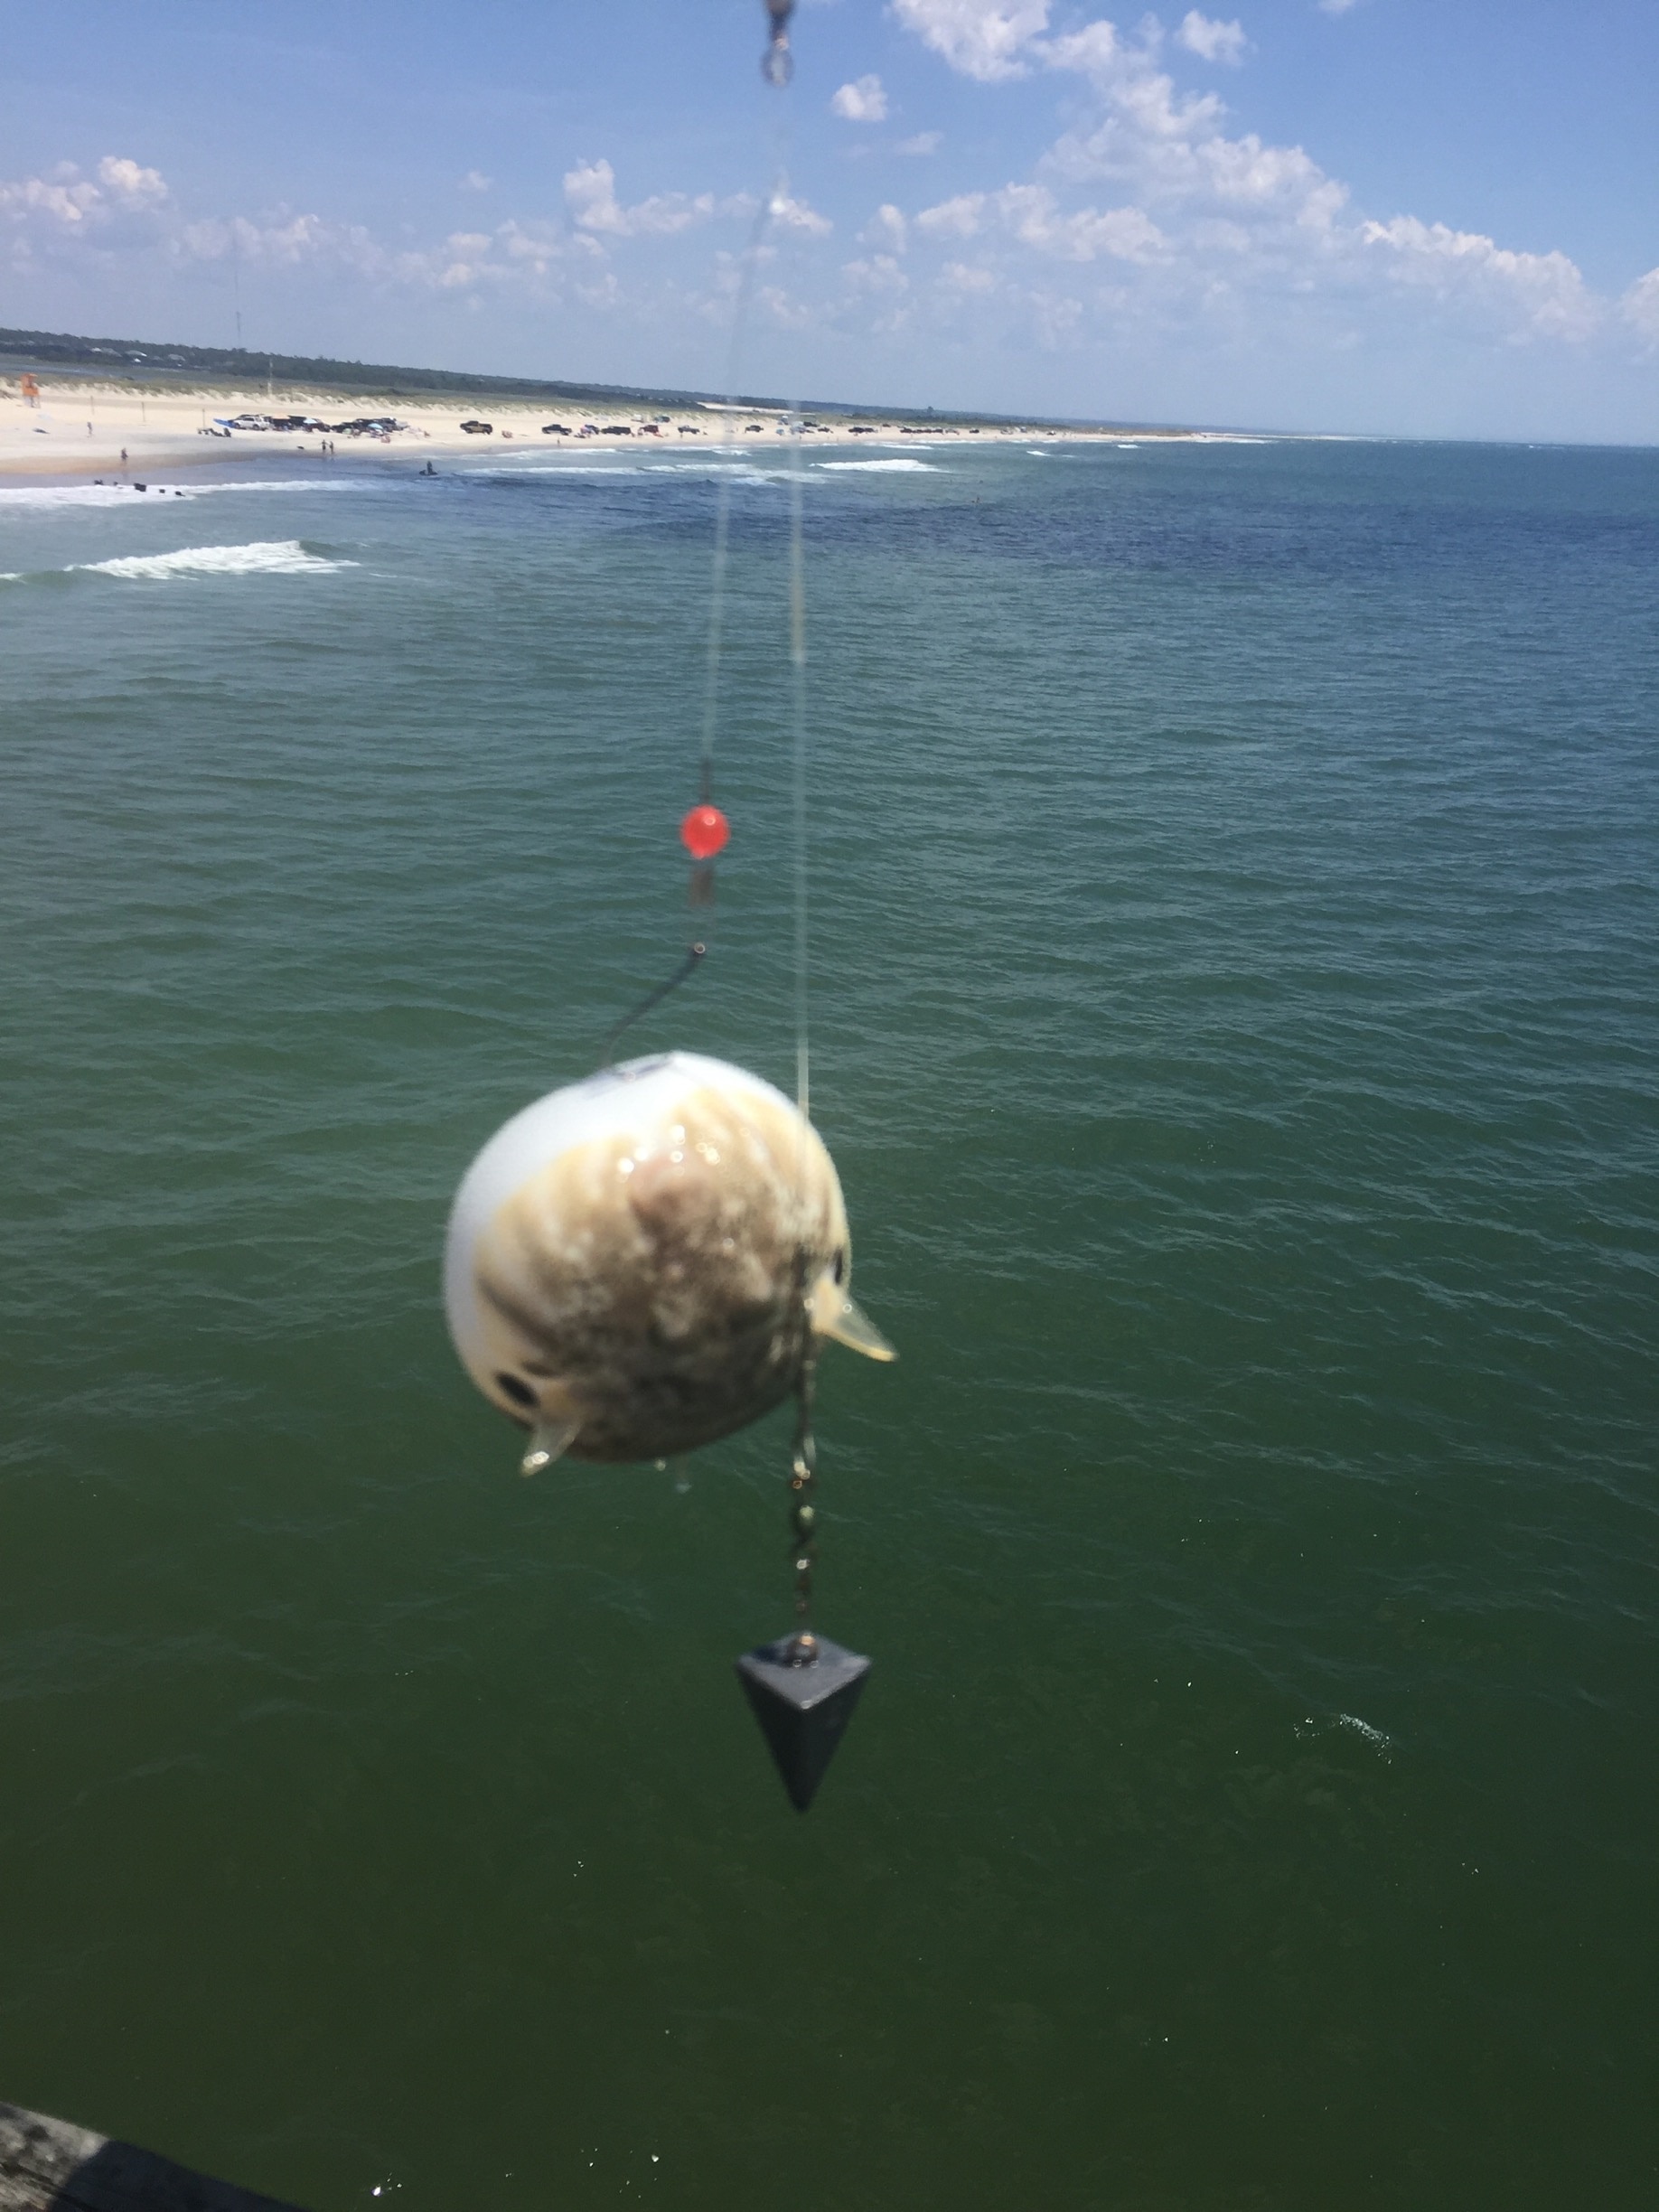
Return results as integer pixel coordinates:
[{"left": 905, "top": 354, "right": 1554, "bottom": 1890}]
[{"left": 5, "top": 0, "right": 1657, "bottom": 440}]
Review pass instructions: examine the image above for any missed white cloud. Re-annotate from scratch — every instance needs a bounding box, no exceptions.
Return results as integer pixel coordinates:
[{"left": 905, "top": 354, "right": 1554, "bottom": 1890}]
[
  {"left": 917, "top": 182, "right": 1161, "bottom": 261},
  {"left": 877, "top": 6, "right": 1625, "bottom": 365},
  {"left": 768, "top": 192, "right": 833, "bottom": 236},
  {"left": 0, "top": 146, "right": 778, "bottom": 317},
  {"left": 756, "top": 282, "right": 814, "bottom": 331},
  {"left": 0, "top": 173, "right": 102, "bottom": 226},
  {"left": 460, "top": 170, "right": 492, "bottom": 192},
  {"left": 564, "top": 158, "right": 717, "bottom": 238},
  {"left": 831, "top": 74, "right": 889, "bottom": 122},
  {"left": 0, "top": 155, "right": 178, "bottom": 277},
  {"left": 0, "top": 155, "right": 167, "bottom": 236},
  {"left": 1176, "top": 12, "right": 1246, "bottom": 65},
  {"left": 1034, "top": 19, "right": 1123, "bottom": 77},
  {"left": 177, "top": 211, "right": 385, "bottom": 276},
  {"left": 96, "top": 155, "right": 168, "bottom": 207},
  {"left": 939, "top": 258, "right": 997, "bottom": 295},
  {"left": 563, "top": 160, "right": 625, "bottom": 233},
  {"left": 916, "top": 192, "right": 988, "bottom": 239},
  {"left": 1318, "top": 0, "right": 1359, "bottom": 14},
  {"left": 995, "top": 183, "right": 1166, "bottom": 261},
  {"left": 1358, "top": 216, "right": 1598, "bottom": 340},
  {"left": 862, "top": 202, "right": 910, "bottom": 250},
  {"left": 842, "top": 252, "right": 909, "bottom": 295},
  {"left": 897, "top": 131, "right": 944, "bottom": 155},
  {"left": 890, "top": 0, "right": 1053, "bottom": 82},
  {"left": 1622, "top": 267, "right": 1659, "bottom": 344}
]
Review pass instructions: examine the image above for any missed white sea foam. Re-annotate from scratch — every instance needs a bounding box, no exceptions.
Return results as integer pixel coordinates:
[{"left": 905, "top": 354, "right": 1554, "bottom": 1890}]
[
  {"left": 0, "top": 479, "right": 367, "bottom": 510},
  {"left": 468, "top": 459, "right": 799, "bottom": 489},
  {"left": 1115, "top": 432, "right": 1273, "bottom": 445},
  {"left": 1295, "top": 1712, "right": 1393, "bottom": 1757},
  {"left": 817, "top": 458, "right": 940, "bottom": 473},
  {"left": 73, "top": 539, "right": 356, "bottom": 580},
  {"left": 0, "top": 483, "right": 195, "bottom": 509},
  {"left": 1335, "top": 1712, "right": 1392, "bottom": 1748}
]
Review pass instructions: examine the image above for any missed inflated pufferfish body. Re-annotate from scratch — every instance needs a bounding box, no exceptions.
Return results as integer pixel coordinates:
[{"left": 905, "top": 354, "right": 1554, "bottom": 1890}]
[{"left": 445, "top": 1052, "right": 892, "bottom": 1467}]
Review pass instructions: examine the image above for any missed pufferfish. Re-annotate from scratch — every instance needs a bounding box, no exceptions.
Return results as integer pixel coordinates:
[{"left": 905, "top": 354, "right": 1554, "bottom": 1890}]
[{"left": 444, "top": 1051, "right": 893, "bottom": 1469}]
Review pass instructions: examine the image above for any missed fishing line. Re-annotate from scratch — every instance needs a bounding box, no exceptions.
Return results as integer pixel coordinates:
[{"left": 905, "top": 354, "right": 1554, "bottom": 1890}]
[
  {"left": 787, "top": 426, "right": 809, "bottom": 1119},
  {"left": 605, "top": 0, "right": 815, "bottom": 1145},
  {"left": 698, "top": 173, "right": 782, "bottom": 800},
  {"left": 444, "top": 0, "right": 884, "bottom": 1814}
]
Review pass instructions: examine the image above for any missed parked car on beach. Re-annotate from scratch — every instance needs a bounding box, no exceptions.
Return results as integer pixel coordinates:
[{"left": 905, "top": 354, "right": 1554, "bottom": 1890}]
[{"left": 460, "top": 420, "right": 493, "bottom": 435}]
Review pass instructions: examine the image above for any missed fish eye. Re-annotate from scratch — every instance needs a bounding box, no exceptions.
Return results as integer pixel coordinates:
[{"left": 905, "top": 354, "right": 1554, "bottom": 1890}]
[{"left": 494, "top": 1372, "right": 537, "bottom": 1408}]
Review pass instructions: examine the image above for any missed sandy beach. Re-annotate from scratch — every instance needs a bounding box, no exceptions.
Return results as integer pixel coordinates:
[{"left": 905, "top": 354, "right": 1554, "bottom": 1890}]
[
  {"left": 0, "top": 379, "right": 1050, "bottom": 478},
  {"left": 0, "top": 374, "right": 1204, "bottom": 482}
]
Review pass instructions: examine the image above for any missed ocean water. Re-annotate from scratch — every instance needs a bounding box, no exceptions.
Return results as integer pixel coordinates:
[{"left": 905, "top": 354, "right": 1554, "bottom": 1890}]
[{"left": 1, "top": 438, "right": 1654, "bottom": 2211}]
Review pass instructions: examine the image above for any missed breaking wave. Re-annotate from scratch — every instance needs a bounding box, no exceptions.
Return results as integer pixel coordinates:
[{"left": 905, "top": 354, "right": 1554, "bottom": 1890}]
[
  {"left": 0, "top": 481, "right": 365, "bottom": 510},
  {"left": 71, "top": 539, "right": 356, "bottom": 581}
]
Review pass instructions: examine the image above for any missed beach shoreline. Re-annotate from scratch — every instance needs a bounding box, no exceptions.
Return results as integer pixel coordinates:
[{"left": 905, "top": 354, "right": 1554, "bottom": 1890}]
[{"left": 0, "top": 376, "right": 1256, "bottom": 483}]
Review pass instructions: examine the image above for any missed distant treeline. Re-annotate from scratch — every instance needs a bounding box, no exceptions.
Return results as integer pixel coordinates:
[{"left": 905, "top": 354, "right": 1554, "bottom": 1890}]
[
  {"left": 0, "top": 323, "right": 1051, "bottom": 426},
  {"left": 0, "top": 325, "right": 772, "bottom": 408}
]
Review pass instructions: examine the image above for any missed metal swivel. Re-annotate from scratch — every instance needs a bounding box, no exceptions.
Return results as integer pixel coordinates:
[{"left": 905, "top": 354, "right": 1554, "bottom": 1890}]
[{"left": 762, "top": 0, "right": 795, "bottom": 86}]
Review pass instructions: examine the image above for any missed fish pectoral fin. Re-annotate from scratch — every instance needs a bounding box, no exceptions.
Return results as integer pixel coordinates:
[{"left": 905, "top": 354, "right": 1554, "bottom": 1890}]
[
  {"left": 520, "top": 1410, "right": 583, "bottom": 1476},
  {"left": 813, "top": 1283, "right": 897, "bottom": 1363}
]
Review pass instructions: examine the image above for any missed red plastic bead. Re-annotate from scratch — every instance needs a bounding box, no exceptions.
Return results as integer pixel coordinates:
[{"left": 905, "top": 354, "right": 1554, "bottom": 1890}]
[{"left": 680, "top": 803, "right": 730, "bottom": 861}]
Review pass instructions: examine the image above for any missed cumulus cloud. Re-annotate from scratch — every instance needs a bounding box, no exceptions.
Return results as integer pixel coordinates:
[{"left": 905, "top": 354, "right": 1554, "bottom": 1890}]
[
  {"left": 890, "top": 0, "right": 1053, "bottom": 82},
  {"left": 769, "top": 191, "right": 833, "bottom": 236},
  {"left": 831, "top": 74, "right": 889, "bottom": 122},
  {"left": 0, "top": 155, "right": 167, "bottom": 235},
  {"left": 1176, "top": 11, "right": 1246, "bottom": 64},
  {"left": 915, "top": 192, "right": 987, "bottom": 239},
  {"left": 862, "top": 202, "right": 910, "bottom": 251},
  {"left": 879, "top": 5, "right": 1616, "bottom": 356},
  {"left": 996, "top": 183, "right": 1166, "bottom": 261},
  {"left": 564, "top": 157, "right": 715, "bottom": 238},
  {"left": 940, "top": 259, "right": 997, "bottom": 295},
  {"left": 1622, "top": 267, "right": 1659, "bottom": 344},
  {"left": 1358, "top": 216, "right": 1597, "bottom": 340},
  {"left": 177, "top": 211, "right": 384, "bottom": 274},
  {"left": 897, "top": 130, "right": 944, "bottom": 155},
  {"left": 0, "top": 143, "right": 797, "bottom": 324},
  {"left": 96, "top": 156, "right": 169, "bottom": 207},
  {"left": 917, "top": 182, "right": 1163, "bottom": 261},
  {"left": 0, "top": 155, "right": 178, "bottom": 276},
  {"left": 460, "top": 170, "right": 492, "bottom": 192},
  {"left": 841, "top": 252, "right": 909, "bottom": 296},
  {"left": 0, "top": 173, "right": 103, "bottom": 228}
]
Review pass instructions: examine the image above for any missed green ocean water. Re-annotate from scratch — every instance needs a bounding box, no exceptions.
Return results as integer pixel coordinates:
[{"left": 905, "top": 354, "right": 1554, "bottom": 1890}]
[{"left": 1, "top": 438, "right": 1655, "bottom": 2210}]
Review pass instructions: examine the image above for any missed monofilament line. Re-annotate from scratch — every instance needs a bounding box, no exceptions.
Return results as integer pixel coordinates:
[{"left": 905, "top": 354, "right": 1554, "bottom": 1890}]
[
  {"left": 698, "top": 156, "right": 785, "bottom": 800},
  {"left": 604, "top": 145, "right": 783, "bottom": 1065},
  {"left": 787, "top": 417, "right": 809, "bottom": 1121},
  {"left": 695, "top": 113, "right": 811, "bottom": 1122}
]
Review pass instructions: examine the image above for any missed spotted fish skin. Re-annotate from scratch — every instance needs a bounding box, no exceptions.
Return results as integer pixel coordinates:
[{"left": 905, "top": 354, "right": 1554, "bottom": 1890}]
[{"left": 445, "top": 1054, "right": 850, "bottom": 1463}]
